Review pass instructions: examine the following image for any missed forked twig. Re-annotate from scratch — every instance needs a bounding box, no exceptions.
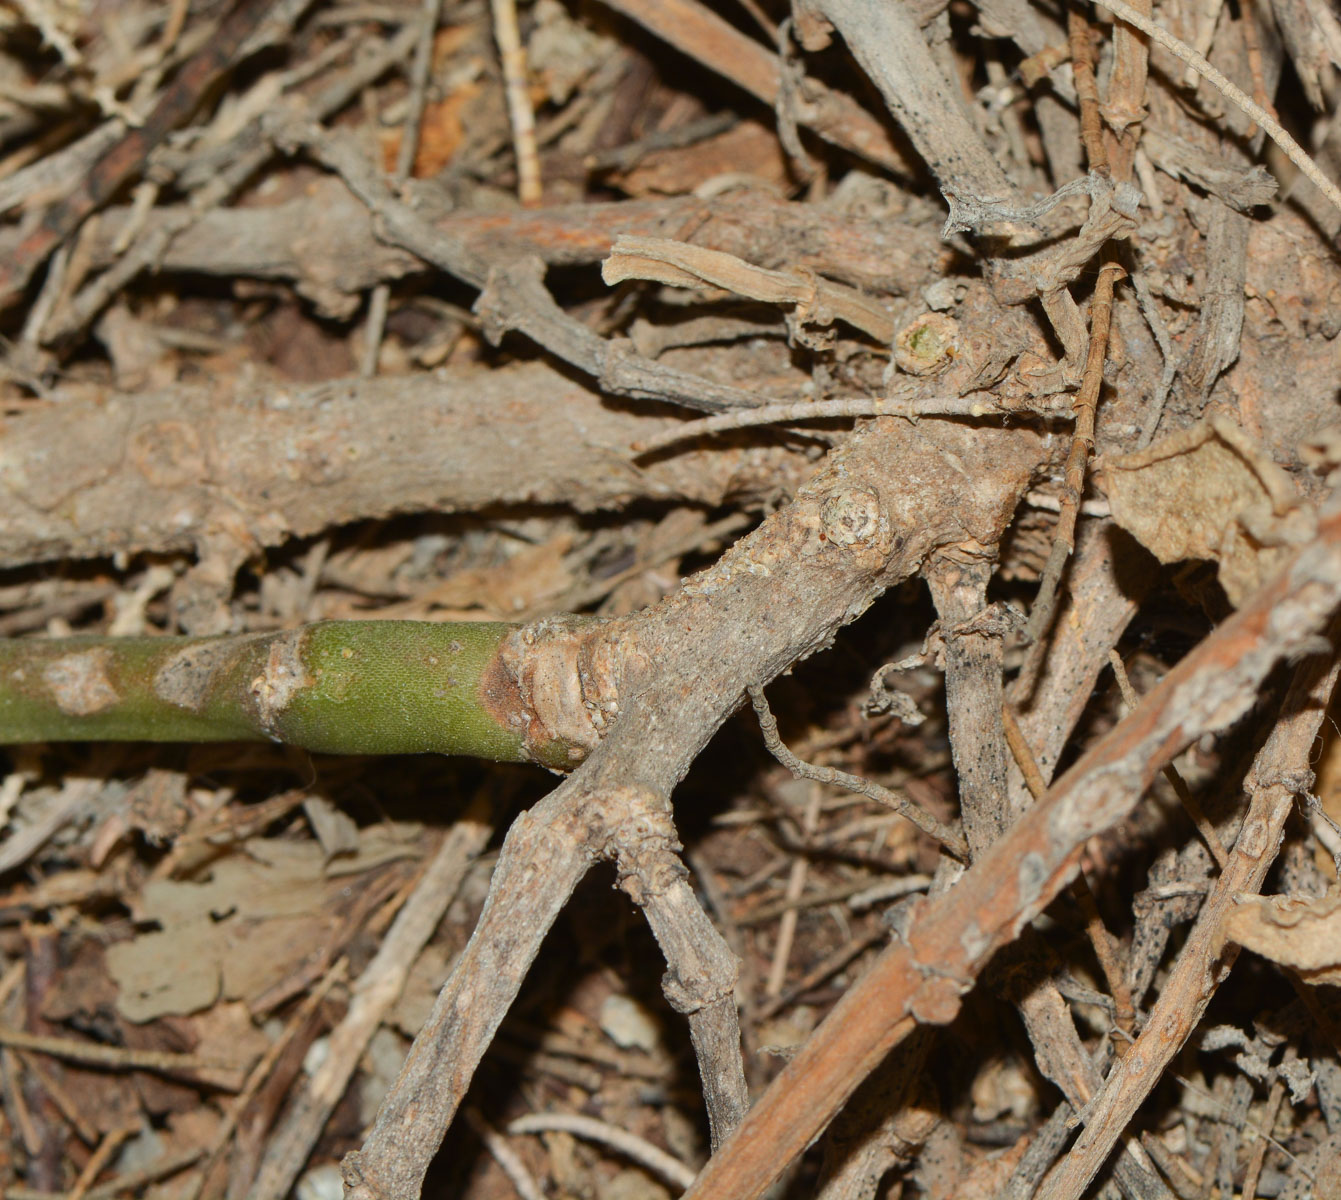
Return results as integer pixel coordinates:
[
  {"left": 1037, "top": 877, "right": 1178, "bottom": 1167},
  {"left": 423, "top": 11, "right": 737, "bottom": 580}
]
[
  {"left": 267, "top": 115, "right": 766, "bottom": 414},
  {"left": 344, "top": 415, "right": 1040, "bottom": 1198}
]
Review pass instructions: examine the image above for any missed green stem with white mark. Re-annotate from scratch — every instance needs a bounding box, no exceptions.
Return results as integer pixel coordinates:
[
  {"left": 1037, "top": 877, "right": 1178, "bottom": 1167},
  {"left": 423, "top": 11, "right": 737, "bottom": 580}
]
[{"left": 0, "top": 620, "right": 590, "bottom": 769}]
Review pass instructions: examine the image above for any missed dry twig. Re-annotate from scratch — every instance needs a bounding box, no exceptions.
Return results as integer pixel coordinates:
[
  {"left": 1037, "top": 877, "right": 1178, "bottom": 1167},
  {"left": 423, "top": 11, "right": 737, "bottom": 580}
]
[
  {"left": 681, "top": 501, "right": 1341, "bottom": 1200},
  {"left": 1094, "top": 0, "right": 1341, "bottom": 214},
  {"left": 508, "top": 1113, "right": 698, "bottom": 1189},
  {"left": 1037, "top": 637, "right": 1341, "bottom": 1200},
  {"left": 1026, "top": 261, "right": 1125, "bottom": 643},
  {"left": 750, "top": 684, "right": 969, "bottom": 859}
]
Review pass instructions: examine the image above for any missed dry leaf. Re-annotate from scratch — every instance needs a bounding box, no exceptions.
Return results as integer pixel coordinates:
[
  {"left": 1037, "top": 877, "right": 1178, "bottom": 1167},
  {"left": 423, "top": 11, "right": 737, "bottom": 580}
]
[
  {"left": 1096, "top": 415, "right": 1315, "bottom": 605},
  {"left": 1223, "top": 891, "right": 1341, "bottom": 983},
  {"left": 108, "top": 826, "right": 420, "bottom": 1021}
]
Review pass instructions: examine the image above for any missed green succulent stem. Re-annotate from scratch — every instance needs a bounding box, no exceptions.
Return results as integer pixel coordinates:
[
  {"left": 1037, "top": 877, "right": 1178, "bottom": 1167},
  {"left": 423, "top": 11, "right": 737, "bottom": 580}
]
[{"left": 0, "top": 620, "right": 580, "bottom": 767}]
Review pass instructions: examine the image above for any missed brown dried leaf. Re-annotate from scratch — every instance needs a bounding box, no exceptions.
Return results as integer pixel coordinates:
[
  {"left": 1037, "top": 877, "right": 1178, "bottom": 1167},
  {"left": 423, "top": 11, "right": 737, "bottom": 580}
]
[
  {"left": 1096, "top": 415, "right": 1314, "bottom": 605},
  {"left": 1223, "top": 891, "right": 1341, "bottom": 983},
  {"left": 108, "top": 826, "right": 420, "bottom": 1021}
]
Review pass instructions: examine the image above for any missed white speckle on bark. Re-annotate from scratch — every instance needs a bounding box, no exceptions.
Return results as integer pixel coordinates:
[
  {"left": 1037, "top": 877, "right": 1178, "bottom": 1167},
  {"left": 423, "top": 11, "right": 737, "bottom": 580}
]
[{"left": 250, "top": 632, "right": 313, "bottom": 728}]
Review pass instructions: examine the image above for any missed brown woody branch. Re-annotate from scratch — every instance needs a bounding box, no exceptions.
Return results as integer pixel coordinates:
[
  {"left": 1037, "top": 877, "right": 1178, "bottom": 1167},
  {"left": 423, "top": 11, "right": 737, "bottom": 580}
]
[
  {"left": 1036, "top": 638, "right": 1341, "bottom": 1200},
  {"left": 79, "top": 186, "right": 952, "bottom": 320},
  {"left": 0, "top": 363, "right": 810, "bottom": 572}
]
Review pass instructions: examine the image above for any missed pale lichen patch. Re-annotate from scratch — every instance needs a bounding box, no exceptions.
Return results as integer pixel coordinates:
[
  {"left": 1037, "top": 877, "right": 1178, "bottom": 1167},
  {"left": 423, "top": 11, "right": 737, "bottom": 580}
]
[
  {"left": 250, "top": 631, "right": 314, "bottom": 730},
  {"left": 43, "top": 648, "right": 119, "bottom": 715},
  {"left": 155, "top": 639, "right": 245, "bottom": 712}
]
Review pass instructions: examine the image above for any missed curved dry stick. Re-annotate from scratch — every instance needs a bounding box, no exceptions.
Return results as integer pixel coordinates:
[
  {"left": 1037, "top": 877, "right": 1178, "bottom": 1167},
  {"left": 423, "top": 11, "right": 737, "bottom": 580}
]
[
  {"left": 508, "top": 1113, "right": 697, "bottom": 1189},
  {"left": 750, "top": 682, "right": 969, "bottom": 858},
  {"left": 631, "top": 393, "right": 1028, "bottom": 457},
  {"left": 680, "top": 497, "right": 1341, "bottom": 1200}
]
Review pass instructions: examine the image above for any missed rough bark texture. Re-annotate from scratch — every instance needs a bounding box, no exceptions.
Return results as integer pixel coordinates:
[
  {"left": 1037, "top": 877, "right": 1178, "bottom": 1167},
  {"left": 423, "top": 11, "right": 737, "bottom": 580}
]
[
  {"left": 341, "top": 414, "right": 1042, "bottom": 1198},
  {"left": 0, "top": 363, "right": 810, "bottom": 570}
]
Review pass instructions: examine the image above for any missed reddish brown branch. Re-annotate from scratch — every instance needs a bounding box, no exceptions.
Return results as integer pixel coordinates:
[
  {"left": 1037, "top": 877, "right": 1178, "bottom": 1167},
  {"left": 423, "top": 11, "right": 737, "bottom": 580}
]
[
  {"left": 1026, "top": 259, "right": 1125, "bottom": 642},
  {"left": 681, "top": 499, "right": 1341, "bottom": 1200},
  {"left": 1068, "top": 7, "right": 1111, "bottom": 175},
  {"left": 597, "top": 0, "right": 914, "bottom": 176},
  {"left": 0, "top": 363, "right": 810, "bottom": 572},
  {"left": 1036, "top": 637, "right": 1341, "bottom": 1200}
]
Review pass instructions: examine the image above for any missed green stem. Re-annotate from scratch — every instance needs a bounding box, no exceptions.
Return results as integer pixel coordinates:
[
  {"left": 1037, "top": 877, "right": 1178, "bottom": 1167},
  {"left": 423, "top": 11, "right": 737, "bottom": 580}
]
[{"left": 0, "top": 620, "right": 582, "bottom": 768}]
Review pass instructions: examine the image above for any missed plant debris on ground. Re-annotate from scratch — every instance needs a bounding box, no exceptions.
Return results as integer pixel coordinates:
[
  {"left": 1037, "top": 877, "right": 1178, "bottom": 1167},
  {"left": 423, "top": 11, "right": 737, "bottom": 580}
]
[{"left": 2, "top": 0, "right": 1341, "bottom": 1197}]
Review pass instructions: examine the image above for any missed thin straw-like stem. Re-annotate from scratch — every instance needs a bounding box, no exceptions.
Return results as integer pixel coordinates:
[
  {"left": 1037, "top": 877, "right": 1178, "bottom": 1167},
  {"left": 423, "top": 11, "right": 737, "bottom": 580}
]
[{"left": 1095, "top": 0, "right": 1341, "bottom": 215}]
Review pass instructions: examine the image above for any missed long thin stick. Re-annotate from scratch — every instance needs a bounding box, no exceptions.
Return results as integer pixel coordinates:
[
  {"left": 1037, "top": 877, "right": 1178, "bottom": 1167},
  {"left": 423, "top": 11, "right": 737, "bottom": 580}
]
[
  {"left": 632, "top": 393, "right": 1043, "bottom": 455},
  {"left": 1026, "top": 261, "right": 1124, "bottom": 642},
  {"left": 491, "top": 0, "right": 542, "bottom": 205},
  {"left": 362, "top": 0, "right": 444, "bottom": 376},
  {"left": 508, "top": 1113, "right": 698, "bottom": 1189}
]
